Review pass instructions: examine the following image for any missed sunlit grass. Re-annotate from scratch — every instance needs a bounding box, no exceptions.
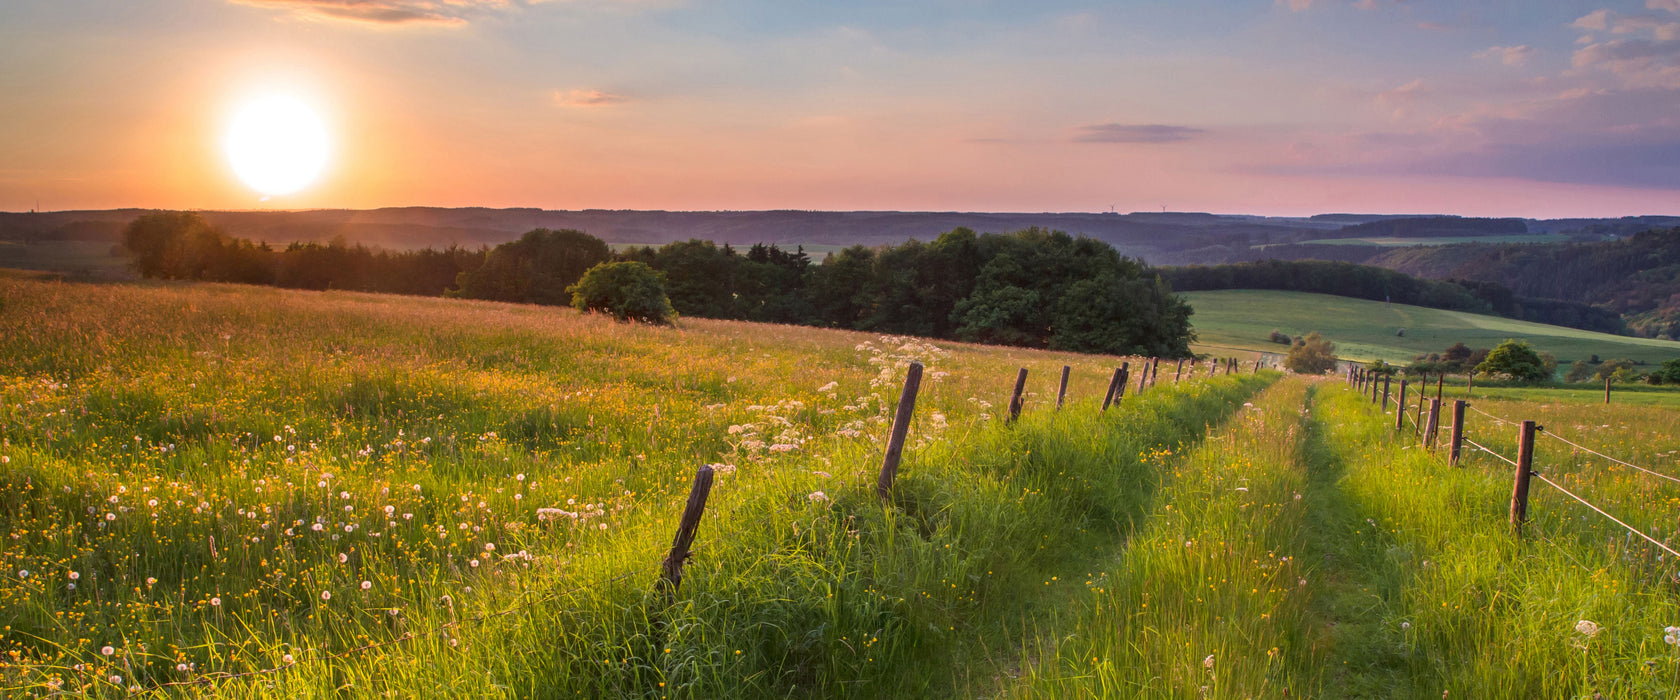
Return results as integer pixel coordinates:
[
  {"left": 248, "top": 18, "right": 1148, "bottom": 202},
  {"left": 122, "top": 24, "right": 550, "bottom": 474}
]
[{"left": 0, "top": 277, "right": 1266, "bottom": 697}]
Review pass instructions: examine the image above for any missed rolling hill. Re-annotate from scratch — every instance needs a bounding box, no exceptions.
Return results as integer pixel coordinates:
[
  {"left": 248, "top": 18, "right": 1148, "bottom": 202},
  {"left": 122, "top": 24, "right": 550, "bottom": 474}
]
[{"left": 1184, "top": 289, "right": 1680, "bottom": 366}]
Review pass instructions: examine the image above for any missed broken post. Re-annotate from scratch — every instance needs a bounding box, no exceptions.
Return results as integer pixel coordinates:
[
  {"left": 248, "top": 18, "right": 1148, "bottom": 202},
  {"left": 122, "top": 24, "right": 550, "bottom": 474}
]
[
  {"left": 659, "top": 465, "right": 716, "bottom": 599},
  {"left": 875, "top": 361, "right": 923, "bottom": 498}
]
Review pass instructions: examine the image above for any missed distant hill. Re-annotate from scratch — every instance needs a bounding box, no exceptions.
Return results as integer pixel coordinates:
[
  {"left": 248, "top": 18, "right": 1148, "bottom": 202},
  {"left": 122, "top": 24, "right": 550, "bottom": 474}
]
[{"left": 5, "top": 208, "right": 1673, "bottom": 267}]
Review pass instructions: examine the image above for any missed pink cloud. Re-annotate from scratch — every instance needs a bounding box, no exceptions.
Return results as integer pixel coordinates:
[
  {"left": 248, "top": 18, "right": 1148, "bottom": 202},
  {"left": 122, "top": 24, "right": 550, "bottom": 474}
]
[
  {"left": 227, "top": 0, "right": 510, "bottom": 26},
  {"left": 1474, "top": 45, "right": 1537, "bottom": 67},
  {"left": 553, "top": 89, "right": 631, "bottom": 107},
  {"left": 1574, "top": 8, "right": 1613, "bottom": 31}
]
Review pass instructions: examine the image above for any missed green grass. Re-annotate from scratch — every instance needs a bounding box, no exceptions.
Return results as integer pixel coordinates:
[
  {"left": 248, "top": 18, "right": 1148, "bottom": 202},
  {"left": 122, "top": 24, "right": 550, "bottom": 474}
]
[
  {"left": 1184, "top": 289, "right": 1680, "bottom": 366},
  {"left": 12, "top": 277, "right": 1680, "bottom": 698},
  {"left": 0, "top": 277, "right": 1268, "bottom": 697},
  {"left": 0, "top": 241, "right": 132, "bottom": 280}
]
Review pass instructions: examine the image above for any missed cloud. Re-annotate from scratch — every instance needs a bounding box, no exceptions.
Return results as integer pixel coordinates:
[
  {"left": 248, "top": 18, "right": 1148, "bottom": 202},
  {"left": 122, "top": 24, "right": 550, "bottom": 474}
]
[
  {"left": 553, "top": 89, "right": 630, "bottom": 106},
  {"left": 1374, "top": 78, "right": 1426, "bottom": 119},
  {"left": 1474, "top": 45, "right": 1537, "bottom": 67},
  {"left": 1653, "top": 0, "right": 1680, "bottom": 14},
  {"left": 1574, "top": 8, "right": 1613, "bottom": 31},
  {"left": 228, "top": 0, "right": 511, "bottom": 26},
  {"left": 1072, "top": 124, "right": 1205, "bottom": 144}
]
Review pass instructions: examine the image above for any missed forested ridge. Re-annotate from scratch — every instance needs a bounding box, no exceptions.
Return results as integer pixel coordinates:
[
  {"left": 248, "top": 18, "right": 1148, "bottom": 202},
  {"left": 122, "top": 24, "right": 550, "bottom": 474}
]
[
  {"left": 1371, "top": 228, "right": 1680, "bottom": 338},
  {"left": 117, "top": 212, "right": 1195, "bottom": 358}
]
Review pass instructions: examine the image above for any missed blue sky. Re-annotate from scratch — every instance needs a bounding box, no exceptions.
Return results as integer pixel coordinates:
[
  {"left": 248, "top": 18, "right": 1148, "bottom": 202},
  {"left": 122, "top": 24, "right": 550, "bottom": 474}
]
[{"left": 0, "top": 0, "right": 1675, "bottom": 215}]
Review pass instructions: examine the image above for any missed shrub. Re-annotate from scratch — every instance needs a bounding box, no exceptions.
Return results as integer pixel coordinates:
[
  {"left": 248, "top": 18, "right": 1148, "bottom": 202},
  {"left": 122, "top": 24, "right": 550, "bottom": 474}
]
[
  {"left": 1284, "top": 332, "right": 1337, "bottom": 374},
  {"left": 1268, "top": 329, "right": 1292, "bottom": 344},
  {"left": 567, "top": 261, "right": 677, "bottom": 324},
  {"left": 1473, "top": 339, "right": 1550, "bottom": 383}
]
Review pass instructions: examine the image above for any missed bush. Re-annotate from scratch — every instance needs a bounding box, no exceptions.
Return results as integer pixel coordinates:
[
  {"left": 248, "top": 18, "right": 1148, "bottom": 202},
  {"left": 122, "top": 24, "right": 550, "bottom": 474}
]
[
  {"left": 1268, "top": 329, "right": 1292, "bottom": 344},
  {"left": 1564, "top": 359, "right": 1593, "bottom": 383},
  {"left": 568, "top": 261, "right": 677, "bottom": 324},
  {"left": 1473, "top": 339, "right": 1550, "bottom": 383},
  {"left": 1284, "top": 332, "right": 1337, "bottom": 374}
]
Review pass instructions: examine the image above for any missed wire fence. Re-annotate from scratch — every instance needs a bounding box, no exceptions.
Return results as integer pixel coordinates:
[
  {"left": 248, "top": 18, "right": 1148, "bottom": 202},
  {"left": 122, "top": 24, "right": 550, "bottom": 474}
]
[{"left": 1349, "top": 373, "right": 1680, "bottom": 573}]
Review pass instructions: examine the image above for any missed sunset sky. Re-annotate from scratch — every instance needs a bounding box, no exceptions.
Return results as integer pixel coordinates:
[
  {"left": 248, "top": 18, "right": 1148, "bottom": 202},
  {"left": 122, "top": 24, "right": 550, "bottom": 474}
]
[{"left": 2, "top": 0, "right": 1677, "bottom": 217}]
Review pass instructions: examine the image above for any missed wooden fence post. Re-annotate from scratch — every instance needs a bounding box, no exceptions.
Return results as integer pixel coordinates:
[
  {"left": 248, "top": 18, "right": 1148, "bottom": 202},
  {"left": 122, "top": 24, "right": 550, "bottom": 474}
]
[
  {"left": 1116, "top": 365, "right": 1130, "bottom": 401},
  {"left": 1007, "top": 367, "right": 1029, "bottom": 423},
  {"left": 1371, "top": 374, "right": 1380, "bottom": 404},
  {"left": 1424, "top": 398, "right": 1442, "bottom": 449},
  {"left": 1150, "top": 358, "right": 1160, "bottom": 386},
  {"left": 1101, "top": 366, "right": 1121, "bottom": 411},
  {"left": 1382, "top": 375, "right": 1391, "bottom": 410},
  {"left": 875, "top": 362, "right": 923, "bottom": 498},
  {"left": 1436, "top": 373, "right": 1444, "bottom": 403},
  {"left": 1605, "top": 376, "right": 1612, "bottom": 404},
  {"left": 1138, "top": 362, "right": 1150, "bottom": 393},
  {"left": 1174, "top": 359, "right": 1184, "bottom": 382},
  {"left": 1466, "top": 372, "right": 1474, "bottom": 395},
  {"left": 1394, "top": 380, "right": 1408, "bottom": 431},
  {"left": 1510, "top": 420, "right": 1539, "bottom": 536},
  {"left": 659, "top": 465, "right": 716, "bottom": 598},
  {"left": 1449, "top": 400, "right": 1466, "bottom": 467},
  {"left": 1056, "top": 365, "right": 1070, "bottom": 410},
  {"left": 1414, "top": 392, "right": 1425, "bottom": 438}
]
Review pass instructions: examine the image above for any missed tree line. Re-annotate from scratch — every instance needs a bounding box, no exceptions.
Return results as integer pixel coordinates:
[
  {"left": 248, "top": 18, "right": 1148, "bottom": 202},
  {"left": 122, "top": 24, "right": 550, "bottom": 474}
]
[
  {"left": 120, "top": 212, "right": 1195, "bottom": 358},
  {"left": 1161, "top": 259, "right": 1627, "bottom": 334}
]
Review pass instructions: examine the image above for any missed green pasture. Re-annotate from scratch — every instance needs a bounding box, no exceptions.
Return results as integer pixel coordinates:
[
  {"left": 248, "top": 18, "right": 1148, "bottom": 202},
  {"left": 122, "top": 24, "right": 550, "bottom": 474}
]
[{"left": 1184, "top": 289, "right": 1680, "bottom": 367}]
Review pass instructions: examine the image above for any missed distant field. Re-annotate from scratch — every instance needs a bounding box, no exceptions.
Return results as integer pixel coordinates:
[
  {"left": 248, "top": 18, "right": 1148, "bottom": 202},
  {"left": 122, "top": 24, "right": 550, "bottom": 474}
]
[
  {"left": 1183, "top": 289, "right": 1680, "bottom": 366},
  {"left": 0, "top": 240, "right": 131, "bottom": 279},
  {"left": 1292, "top": 234, "right": 1570, "bottom": 247}
]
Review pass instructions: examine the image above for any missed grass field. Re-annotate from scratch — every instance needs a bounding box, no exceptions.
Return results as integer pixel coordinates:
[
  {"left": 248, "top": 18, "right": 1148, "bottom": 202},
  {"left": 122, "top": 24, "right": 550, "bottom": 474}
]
[
  {"left": 1184, "top": 289, "right": 1680, "bottom": 367},
  {"left": 8, "top": 278, "right": 1680, "bottom": 698}
]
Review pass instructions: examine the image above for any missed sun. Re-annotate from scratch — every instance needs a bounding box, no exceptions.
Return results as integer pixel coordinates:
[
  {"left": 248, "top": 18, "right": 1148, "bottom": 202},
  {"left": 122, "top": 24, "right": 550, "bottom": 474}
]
[{"left": 225, "top": 95, "right": 330, "bottom": 197}]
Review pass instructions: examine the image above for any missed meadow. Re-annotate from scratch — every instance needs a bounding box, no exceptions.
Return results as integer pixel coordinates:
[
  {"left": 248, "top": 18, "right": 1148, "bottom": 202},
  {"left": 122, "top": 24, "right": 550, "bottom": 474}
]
[
  {"left": 1183, "top": 288, "right": 1680, "bottom": 366},
  {"left": 6, "top": 277, "right": 1680, "bottom": 698}
]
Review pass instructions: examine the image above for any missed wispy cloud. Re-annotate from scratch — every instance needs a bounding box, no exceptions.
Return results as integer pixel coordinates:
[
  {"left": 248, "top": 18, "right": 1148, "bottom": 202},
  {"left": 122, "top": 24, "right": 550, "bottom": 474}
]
[
  {"left": 553, "top": 89, "right": 630, "bottom": 106},
  {"left": 1474, "top": 45, "right": 1537, "bottom": 67},
  {"left": 1072, "top": 124, "right": 1205, "bottom": 144},
  {"left": 228, "top": 0, "right": 511, "bottom": 26}
]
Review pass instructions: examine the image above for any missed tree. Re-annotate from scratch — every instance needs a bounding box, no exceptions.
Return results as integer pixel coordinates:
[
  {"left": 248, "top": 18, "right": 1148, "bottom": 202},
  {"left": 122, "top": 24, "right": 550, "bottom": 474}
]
[
  {"left": 1593, "top": 358, "right": 1635, "bottom": 381},
  {"left": 1655, "top": 358, "right": 1680, "bottom": 385},
  {"left": 1564, "top": 359, "right": 1593, "bottom": 383},
  {"left": 1285, "top": 332, "right": 1337, "bottom": 374},
  {"left": 1364, "top": 359, "right": 1397, "bottom": 377},
  {"left": 454, "top": 229, "right": 611, "bottom": 305},
  {"left": 1473, "top": 339, "right": 1551, "bottom": 382},
  {"left": 568, "top": 261, "right": 676, "bottom": 324}
]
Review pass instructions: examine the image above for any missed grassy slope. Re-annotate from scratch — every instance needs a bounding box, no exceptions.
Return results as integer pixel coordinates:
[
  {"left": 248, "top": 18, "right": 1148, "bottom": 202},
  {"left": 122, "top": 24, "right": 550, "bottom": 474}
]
[
  {"left": 1184, "top": 289, "right": 1680, "bottom": 366},
  {"left": 0, "top": 277, "right": 1269, "bottom": 698}
]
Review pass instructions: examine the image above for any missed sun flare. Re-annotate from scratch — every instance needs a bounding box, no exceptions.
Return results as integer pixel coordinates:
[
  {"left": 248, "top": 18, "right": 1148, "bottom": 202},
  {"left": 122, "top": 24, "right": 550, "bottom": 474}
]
[{"left": 225, "top": 95, "right": 329, "bottom": 197}]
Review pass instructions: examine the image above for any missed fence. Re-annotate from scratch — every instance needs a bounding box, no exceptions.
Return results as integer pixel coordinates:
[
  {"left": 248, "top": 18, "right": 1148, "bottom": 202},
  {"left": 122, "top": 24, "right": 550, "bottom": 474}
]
[
  {"left": 7, "top": 353, "right": 1273, "bottom": 694},
  {"left": 1345, "top": 370, "right": 1680, "bottom": 561}
]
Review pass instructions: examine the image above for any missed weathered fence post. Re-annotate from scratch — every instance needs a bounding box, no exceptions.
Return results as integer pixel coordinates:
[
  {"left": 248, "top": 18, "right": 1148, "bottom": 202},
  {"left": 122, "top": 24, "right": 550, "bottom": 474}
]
[
  {"left": 875, "top": 361, "right": 923, "bottom": 498},
  {"left": 1116, "top": 365, "right": 1130, "bottom": 401},
  {"left": 1371, "top": 374, "right": 1380, "bottom": 404},
  {"left": 1414, "top": 392, "right": 1425, "bottom": 438},
  {"left": 1007, "top": 367, "right": 1029, "bottom": 423},
  {"left": 1253, "top": 358, "right": 1260, "bottom": 374},
  {"left": 1449, "top": 400, "right": 1467, "bottom": 467},
  {"left": 1436, "top": 373, "right": 1444, "bottom": 403},
  {"left": 1424, "top": 398, "right": 1442, "bottom": 449},
  {"left": 659, "top": 465, "right": 716, "bottom": 598},
  {"left": 1466, "top": 372, "right": 1474, "bottom": 395},
  {"left": 1101, "top": 366, "right": 1121, "bottom": 411},
  {"left": 1510, "top": 420, "right": 1539, "bottom": 536},
  {"left": 1138, "top": 362, "right": 1149, "bottom": 393},
  {"left": 1056, "top": 365, "right": 1070, "bottom": 410},
  {"left": 1394, "top": 380, "right": 1408, "bottom": 431},
  {"left": 1605, "top": 376, "right": 1612, "bottom": 404},
  {"left": 1150, "top": 358, "right": 1160, "bottom": 386},
  {"left": 1382, "top": 375, "right": 1391, "bottom": 410},
  {"left": 1174, "top": 359, "right": 1184, "bottom": 382}
]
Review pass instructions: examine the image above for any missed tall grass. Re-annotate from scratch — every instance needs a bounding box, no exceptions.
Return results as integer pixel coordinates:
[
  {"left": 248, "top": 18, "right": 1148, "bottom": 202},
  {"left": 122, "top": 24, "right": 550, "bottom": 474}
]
[{"left": 0, "top": 278, "right": 1267, "bottom": 697}]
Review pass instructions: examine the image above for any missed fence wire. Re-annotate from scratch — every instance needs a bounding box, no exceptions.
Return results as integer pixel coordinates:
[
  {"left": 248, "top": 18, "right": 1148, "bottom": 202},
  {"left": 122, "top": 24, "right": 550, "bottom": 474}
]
[
  {"left": 1531, "top": 472, "right": 1680, "bottom": 559},
  {"left": 1539, "top": 430, "right": 1680, "bottom": 486},
  {"left": 1461, "top": 437, "right": 1519, "bottom": 468}
]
